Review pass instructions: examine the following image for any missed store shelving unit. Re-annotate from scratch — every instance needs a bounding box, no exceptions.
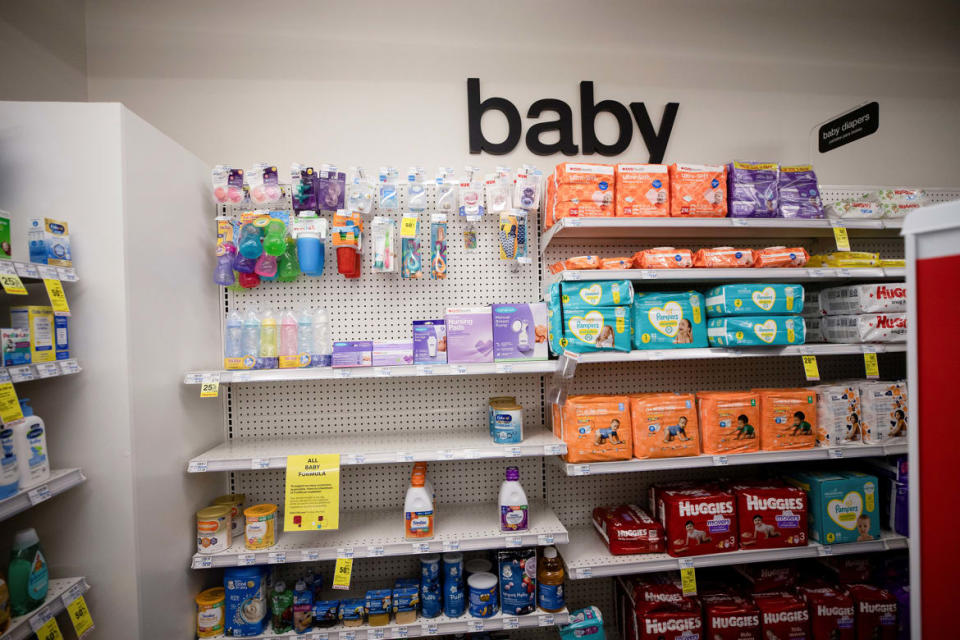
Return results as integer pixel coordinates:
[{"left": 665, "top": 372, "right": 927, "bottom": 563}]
[
  {"left": 187, "top": 430, "right": 566, "bottom": 472},
  {"left": 560, "top": 525, "right": 908, "bottom": 579},
  {"left": 550, "top": 441, "right": 907, "bottom": 476},
  {"left": 0, "top": 577, "right": 89, "bottom": 640},
  {"left": 552, "top": 267, "right": 904, "bottom": 283},
  {"left": 0, "top": 468, "right": 87, "bottom": 522},
  {"left": 0, "top": 262, "right": 79, "bottom": 283},
  {"left": 4, "top": 359, "right": 81, "bottom": 383},
  {"left": 568, "top": 343, "right": 904, "bottom": 367},
  {"left": 190, "top": 501, "right": 568, "bottom": 569}
]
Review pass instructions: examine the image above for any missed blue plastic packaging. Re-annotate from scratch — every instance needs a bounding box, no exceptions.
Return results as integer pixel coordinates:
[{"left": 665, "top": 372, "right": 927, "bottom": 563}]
[{"left": 224, "top": 566, "right": 268, "bottom": 636}]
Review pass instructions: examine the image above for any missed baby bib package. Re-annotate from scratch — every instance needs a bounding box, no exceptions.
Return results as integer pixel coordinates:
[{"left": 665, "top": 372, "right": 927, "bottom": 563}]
[
  {"left": 697, "top": 390, "right": 761, "bottom": 455},
  {"left": 815, "top": 384, "right": 863, "bottom": 447},
  {"left": 705, "top": 284, "right": 805, "bottom": 316},
  {"left": 631, "top": 291, "right": 707, "bottom": 349},
  {"left": 785, "top": 471, "right": 879, "bottom": 544},
  {"left": 707, "top": 316, "right": 805, "bottom": 347},
  {"left": 858, "top": 380, "right": 907, "bottom": 444},
  {"left": 629, "top": 393, "right": 700, "bottom": 459},
  {"left": 726, "top": 161, "right": 779, "bottom": 218},
  {"left": 552, "top": 395, "right": 633, "bottom": 463},
  {"left": 756, "top": 388, "right": 817, "bottom": 451}
]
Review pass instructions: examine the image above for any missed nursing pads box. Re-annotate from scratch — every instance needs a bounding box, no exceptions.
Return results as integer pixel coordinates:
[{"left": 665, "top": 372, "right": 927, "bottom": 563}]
[
  {"left": 445, "top": 307, "right": 494, "bottom": 363},
  {"left": 632, "top": 291, "right": 707, "bottom": 349},
  {"left": 560, "top": 280, "right": 635, "bottom": 310},
  {"left": 815, "top": 384, "right": 863, "bottom": 447},
  {"left": 413, "top": 320, "right": 446, "bottom": 364},
  {"left": 668, "top": 163, "right": 727, "bottom": 217},
  {"left": 756, "top": 388, "right": 817, "bottom": 451},
  {"left": 552, "top": 394, "right": 632, "bottom": 463},
  {"left": 629, "top": 393, "right": 700, "bottom": 459},
  {"left": 707, "top": 316, "right": 805, "bottom": 347},
  {"left": 615, "top": 164, "right": 669, "bottom": 217},
  {"left": 705, "top": 283, "right": 804, "bottom": 317},
  {"left": 492, "top": 303, "right": 548, "bottom": 361},
  {"left": 858, "top": 380, "right": 907, "bottom": 444},
  {"left": 696, "top": 390, "right": 760, "bottom": 455},
  {"left": 820, "top": 313, "right": 906, "bottom": 343},
  {"left": 785, "top": 471, "right": 879, "bottom": 545},
  {"left": 726, "top": 161, "right": 779, "bottom": 218},
  {"left": 818, "top": 283, "right": 906, "bottom": 315}
]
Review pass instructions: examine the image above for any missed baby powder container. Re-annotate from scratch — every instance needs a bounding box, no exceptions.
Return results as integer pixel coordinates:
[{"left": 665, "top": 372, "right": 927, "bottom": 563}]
[
  {"left": 404, "top": 470, "right": 435, "bottom": 540},
  {"left": 213, "top": 494, "right": 246, "bottom": 540},
  {"left": 195, "top": 586, "right": 226, "bottom": 638},
  {"left": 12, "top": 400, "right": 49, "bottom": 489},
  {"left": 0, "top": 425, "right": 18, "bottom": 499},
  {"left": 467, "top": 572, "right": 499, "bottom": 618},
  {"left": 464, "top": 558, "right": 493, "bottom": 577},
  {"left": 197, "top": 505, "right": 232, "bottom": 554},
  {"left": 499, "top": 466, "right": 529, "bottom": 532},
  {"left": 244, "top": 503, "right": 278, "bottom": 550}
]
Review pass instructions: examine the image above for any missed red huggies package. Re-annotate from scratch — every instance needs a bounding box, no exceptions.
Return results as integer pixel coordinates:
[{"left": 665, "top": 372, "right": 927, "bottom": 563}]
[
  {"left": 638, "top": 609, "right": 703, "bottom": 640},
  {"left": 592, "top": 505, "right": 665, "bottom": 555},
  {"left": 704, "top": 599, "right": 762, "bottom": 640},
  {"left": 730, "top": 481, "right": 809, "bottom": 549},
  {"left": 754, "top": 594, "right": 810, "bottom": 639},
  {"left": 798, "top": 585, "right": 855, "bottom": 640},
  {"left": 733, "top": 563, "right": 797, "bottom": 594},
  {"left": 847, "top": 584, "right": 897, "bottom": 640},
  {"left": 658, "top": 487, "right": 738, "bottom": 557}
]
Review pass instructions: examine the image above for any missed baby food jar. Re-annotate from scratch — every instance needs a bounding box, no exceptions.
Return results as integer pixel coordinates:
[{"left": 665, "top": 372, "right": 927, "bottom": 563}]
[
  {"left": 212, "top": 494, "right": 245, "bottom": 540},
  {"left": 196, "top": 586, "right": 226, "bottom": 638},
  {"left": 197, "top": 505, "right": 232, "bottom": 554},
  {"left": 244, "top": 503, "right": 278, "bottom": 550}
]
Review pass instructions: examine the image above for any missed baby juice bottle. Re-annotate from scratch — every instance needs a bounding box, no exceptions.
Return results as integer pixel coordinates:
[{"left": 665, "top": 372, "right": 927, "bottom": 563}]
[
  {"left": 537, "top": 546, "right": 566, "bottom": 612},
  {"left": 499, "top": 466, "right": 528, "bottom": 532}
]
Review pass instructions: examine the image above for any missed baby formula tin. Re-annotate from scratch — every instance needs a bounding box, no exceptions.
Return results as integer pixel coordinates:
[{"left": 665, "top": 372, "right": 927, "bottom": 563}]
[
  {"left": 195, "top": 587, "right": 225, "bottom": 638},
  {"left": 196, "top": 505, "right": 231, "bottom": 554},
  {"left": 244, "top": 503, "right": 277, "bottom": 550}
]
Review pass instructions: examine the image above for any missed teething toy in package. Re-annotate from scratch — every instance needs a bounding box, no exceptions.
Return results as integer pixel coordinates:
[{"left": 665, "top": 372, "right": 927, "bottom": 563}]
[
  {"left": 668, "top": 163, "right": 727, "bottom": 217},
  {"left": 692, "top": 247, "right": 754, "bottom": 268},
  {"left": 858, "top": 380, "right": 907, "bottom": 443},
  {"left": 726, "top": 162, "right": 779, "bottom": 218},
  {"left": 778, "top": 165, "right": 823, "bottom": 218},
  {"left": 785, "top": 470, "right": 879, "bottom": 544},
  {"left": 696, "top": 390, "right": 760, "bottom": 455},
  {"left": 705, "top": 283, "right": 804, "bottom": 317},
  {"left": 815, "top": 383, "right": 863, "bottom": 446},
  {"left": 819, "top": 313, "right": 906, "bottom": 343},
  {"left": 552, "top": 395, "right": 632, "bottom": 463},
  {"left": 818, "top": 283, "right": 906, "bottom": 315},
  {"left": 632, "top": 247, "right": 693, "bottom": 269},
  {"left": 631, "top": 291, "right": 707, "bottom": 349},
  {"left": 629, "top": 393, "right": 700, "bottom": 459},
  {"left": 615, "top": 164, "right": 669, "bottom": 217},
  {"left": 707, "top": 316, "right": 805, "bottom": 347},
  {"left": 756, "top": 388, "right": 817, "bottom": 451}
]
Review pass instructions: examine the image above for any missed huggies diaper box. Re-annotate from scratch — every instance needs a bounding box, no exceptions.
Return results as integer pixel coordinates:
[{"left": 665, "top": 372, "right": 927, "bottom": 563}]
[
  {"left": 704, "top": 598, "right": 761, "bottom": 640},
  {"left": 413, "top": 320, "right": 446, "bottom": 364},
  {"left": 707, "top": 316, "right": 805, "bottom": 347},
  {"left": 552, "top": 394, "right": 632, "bottom": 463},
  {"left": 729, "top": 480, "right": 808, "bottom": 549},
  {"left": 754, "top": 594, "right": 810, "bottom": 639},
  {"left": 785, "top": 471, "right": 879, "bottom": 545},
  {"left": 492, "top": 303, "right": 548, "bottom": 361},
  {"left": 657, "top": 487, "right": 737, "bottom": 557},
  {"left": 705, "top": 284, "right": 805, "bottom": 316},
  {"left": 797, "top": 585, "right": 855, "bottom": 640},
  {"left": 632, "top": 291, "right": 707, "bottom": 349},
  {"left": 592, "top": 505, "right": 665, "bottom": 555},
  {"left": 445, "top": 307, "right": 494, "bottom": 363},
  {"left": 847, "top": 584, "right": 898, "bottom": 639}
]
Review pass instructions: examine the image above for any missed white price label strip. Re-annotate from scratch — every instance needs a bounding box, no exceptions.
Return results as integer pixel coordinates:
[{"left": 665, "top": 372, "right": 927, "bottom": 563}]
[
  {"left": 188, "top": 460, "right": 208, "bottom": 473},
  {"left": 421, "top": 622, "right": 439, "bottom": 635},
  {"left": 267, "top": 551, "right": 286, "bottom": 564},
  {"left": 237, "top": 554, "right": 256, "bottom": 566},
  {"left": 192, "top": 556, "right": 212, "bottom": 569},
  {"left": 15, "top": 262, "right": 40, "bottom": 279},
  {"left": 302, "top": 550, "right": 321, "bottom": 562},
  {"left": 503, "top": 616, "right": 520, "bottom": 629},
  {"left": 35, "top": 363, "right": 60, "bottom": 378},
  {"left": 368, "top": 545, "right": 385, "bottom": 557},
  {"left": 442, "top": 540, "right": 460, "bottom": 552},
  {"left": 58, "top": 359, "right": 81, "bottom": 375},
  {"left": 8, "top": 366, "right": 34, "bottom": 383},
  {"left": 27, "top": 485, "right": 51, "bottom": 505}
]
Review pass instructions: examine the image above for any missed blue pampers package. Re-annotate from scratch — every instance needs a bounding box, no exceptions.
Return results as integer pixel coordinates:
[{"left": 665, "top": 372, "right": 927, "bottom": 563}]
[
  {"left": 561, "top": 306, "right": 632, "bottom": 353},
  {"left": 707, "top": 315, "right": 805, "bottom": 347},
  {"left": 498, "top": 548, "right": 536, "bottom": 615},
  {"left": 559, "top": 606, "right": 606, "bottom": 640},
  {"left": 560, "top": 280, "right": 634, "bottom": 311},
  {"left": 785, "top": 470, "right": 879, "bottom": 544},
  {"left": 224, "top": 566, "right": 268, "bottom": 636},
  {"left": 631, "top": 291, "right": 708, "bottom": 349},
  {"left": 705, "top": 283, "right": 805, "bottom": 316}
]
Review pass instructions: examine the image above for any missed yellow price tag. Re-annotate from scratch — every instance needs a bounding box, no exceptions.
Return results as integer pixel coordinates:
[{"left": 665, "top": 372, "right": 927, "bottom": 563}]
[
  {"left": 200, "top": 381, "right": 220, "bottom": 398},
  {"left": 864, "top": 352, "right": 880, "bottom": 378},
  {"left": 0, "top": 272, "right": 27, "bottom": 295},
  {"left": 43, "top": 279, "right": 70, "bottom": 314},
  {"left": 833, "top": 226, "right": 851, "bottom": 251},
  {"left": 66, "top": 594, "right": 95, "bottom": 638},
  {"left": 333, "top": 557, "right": 353, "bottom": 590},
  {"left": 679, "top": 562, "right": 697, "bottom": 596},
  {"left": 400, "top": 216, "right": 418, "bottom": 238},
  {"left": 36, "top": 617, "right": 64, "bottom": 640},
  {"left": 0, "top": 383, "right": 22, "bottom": 424},
  {"left": 802, "top": 355, "right": 820, "bottom": 381}
]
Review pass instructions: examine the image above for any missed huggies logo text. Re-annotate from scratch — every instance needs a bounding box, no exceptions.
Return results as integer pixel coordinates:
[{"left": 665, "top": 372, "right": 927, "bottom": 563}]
[{"left": 678, "top": 501, "right": 734, "bottom": 518}]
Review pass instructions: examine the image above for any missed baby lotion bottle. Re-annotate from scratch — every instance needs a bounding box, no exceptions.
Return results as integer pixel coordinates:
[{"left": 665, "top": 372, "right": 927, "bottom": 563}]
[
  {"left": 12, "top": 400, "right": 48, "bottom": 489},
  {"left": 0, "top": 425, "right": 19, "bottom": 499},
  {"left": 537, "top": 546, "right": 566, "bottom": 612},
  {"left": 312, "top": 308, "right": 332, "bottom": 367},
  {"left": 499, "top": 466, "right": 528, "bottom": 532},
  {"left": 224, "top": 311, "right": 243, "bottom": 359},
  {"left": 241, "top": 309, "right": 260, "bottom": 360},
  {"left": 279, "top": 310, "right": 298, "bottom": 359},
  {"left": 404, "top": 469, "right": 435, "bottom": 540}
]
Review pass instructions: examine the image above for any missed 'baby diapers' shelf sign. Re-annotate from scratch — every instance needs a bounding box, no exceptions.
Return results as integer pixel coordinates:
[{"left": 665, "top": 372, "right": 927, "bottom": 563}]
[
  {"left": 284, "top": 454, "right": 340, "bottom": 531},
  {"left": 817, "top": 101, "right": 879, "bottom": 153}
]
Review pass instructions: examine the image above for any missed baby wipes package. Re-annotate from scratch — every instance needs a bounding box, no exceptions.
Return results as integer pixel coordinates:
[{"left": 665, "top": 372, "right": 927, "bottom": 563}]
[
  {"left": 707, "top": 316, "right": 806, "bottom": 347},
  {"left": 629, "top": 393, "right": 700, "bottom": 459},
  {"left": 818, "top": 283, "right": 906, "bottom": 315},
  {"left": 632, "top": 247, "right": 693, "bottom": 269},
  {"left": 756, "top": 388, "right": 817, "bottom": 451},
  {"left": 858, "top": 380, "right": 907, "bottom": 443},
  {"left": 726, "top": 161, "right": 779, "bottom": 218},
  {"left": 777, "top": 165, "right": 823, "bottom": 218},
  {"left": 705, "top": 284, "right": 805, "bottom": 316},
  {"left": 552, "top": 395, "right": 632, "bottom": 463},
  {"left": 560, "top": 280, "right": 634, "bottom": 310},
  {"left": 753, "top": 246, "right": 809, "bottom": 268},
  {"left": 615, "top": 164, "right": 669, "bottom": 217},
  {"left": 692, "top": 247, "right": 754, "bottom": 268},
  {"left": 696, "top": 390, "right": 760, "bottom": 455},
  {"left": 785, "top": 471, "right": 879, "bottom": 544},
  {"left": 815, "top": 384, "right": 863, "bottom": 447},
  {"left": 668, "top": 163, "right": 727, "bottom": 217},
  {"left": 820, "top": 313, "right": 906, "bottom": 343},
  {"left": 631, "top": 291, "right": 707, "bottom": 349}
]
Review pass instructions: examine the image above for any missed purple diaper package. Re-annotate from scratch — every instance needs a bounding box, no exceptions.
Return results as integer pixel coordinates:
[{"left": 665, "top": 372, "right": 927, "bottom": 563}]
[
  {"left": 413, "top": 320, "right": 447, "bottom": 364},
  {"left": 445, "top": 307, "right": 494, "bottom": 364},
  {"left": 727, "top": 161, "right": 779, "bottom": 217},
  {"left": 332, "top": 341, "right": 372, "bottom": 367},
  {"left": 492, "top": 303, "right": 548, "bottom": 362},
  {"left": 778, "top": 165, "right": 824, "bottom": 218},
  {"left": 372, "top": 341, "right": 413, "bottom": 366}
]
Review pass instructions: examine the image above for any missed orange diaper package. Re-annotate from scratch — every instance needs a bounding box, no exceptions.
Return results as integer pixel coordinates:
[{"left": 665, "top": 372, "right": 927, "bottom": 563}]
[
  {"left": 548, "top": 256, "right": 601, "bottom": 274},
  {"left": 544, "top": 173, "right": 557, "bottom": 229},
  {"left": 668, "top": 163, "right": 728, "bottom": 217},
  {"left": 696, "top": 390, "right": 761, "bottom": 455},
  {"left": 756, "top": 388, "right": 818, "bottom": 451},
  {"left": 557, "top": 183, "right": 615, "bottom": 205},
  {"left": 615, "top": 164, "right": 670, "bottom": 217},
  {"left": 555, "top": 200, "right": 614, "bottom": 220},
  {"left": 601, "top": 257, "right": 633, "bottom": 270},
  {"left": 630, "top": 393, "right": 701, "bottom": 459},
  {"left": 692, "top": 247, "right": 755, "bottom": 268},
  {"left": 632, "top": 247, "right": 694, "bottom": 269},
  {"left": 555, "top": 162, "right": 616, "bottom": 186},
  {"left": 553, "top": 395, "right": 633, "bottom": 463},
  {"left": 754, "top": 246, "right": 810, "bottom": 268}
]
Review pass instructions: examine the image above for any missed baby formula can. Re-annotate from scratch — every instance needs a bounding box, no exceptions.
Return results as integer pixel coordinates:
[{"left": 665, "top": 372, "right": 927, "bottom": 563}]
[
  {"left": 491, "top": 402, "right": 523, "bottom": 444},
  {"left": 468, "top": 572, "right": 499, "bottom": 618},
  {"left": 212, "top": 494, "right": 245, "bottom": 540},
  {"left": 196, "top": 587, "right": 226, "bottom": 638},
  {"left": 197, "top": 505, "right": 232, "bottom": 554},
  {"left": 489, "top": 396, "right": 517, "bottom": 439},
  {"left": 243, "top": 503, "right": 277, "bottom": 550}
]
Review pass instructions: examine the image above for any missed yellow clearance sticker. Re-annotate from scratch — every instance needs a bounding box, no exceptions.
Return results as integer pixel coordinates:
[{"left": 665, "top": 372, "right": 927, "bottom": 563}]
[
  {"left": 833, "top": 226, "right": 851, "bottom": 252},
  {"left": 44, "top": 279, "right": 70, "bottom": 314},
  {"left": 0, "top": 272, "right": 27, "bottom": 295},
  {"left": 400, "top": 216, "right": 419, "bottom": 238},
  {"left": 679, "top": 562, "right": 697, "bottom": 596},
  {"left": 284, "top": 454, "right": 340, "bottom": 531},
  {"left": 200, "top": 381, "right": 220, "bottom": 398},
  {"left": 0, "top": 383, "right": 22, "bottom": 424},
  {"left": 333, "top": 557, "right": 353, "bottom": 590},
  {"left": 802, "top": 355, "right": 820, "bottom": 381},
  {"left": 864, "top": 352, "right": 880, "bottom": 378},
  {"left": 66, "top": 594, "right": 95, "bottom": 638},
  {"left": 36, "top": 618, "right": 64, "bottom": 640}
]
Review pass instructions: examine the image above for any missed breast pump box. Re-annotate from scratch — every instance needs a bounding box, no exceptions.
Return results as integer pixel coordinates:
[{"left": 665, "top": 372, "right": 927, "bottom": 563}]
[
  {"left": 492, "top": 303, "right": 548, "bottom": 362},
  {"left": 413, "top": 320, "right": 446, "bottom": 364},
  {"left": 10, "top": 306, "right": 55, "bottom": 364}
]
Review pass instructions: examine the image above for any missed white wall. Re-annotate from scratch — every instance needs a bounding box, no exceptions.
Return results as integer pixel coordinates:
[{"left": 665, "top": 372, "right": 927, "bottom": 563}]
[{"left": 85, "top": 0, "right": 960, "bottom": 185}]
